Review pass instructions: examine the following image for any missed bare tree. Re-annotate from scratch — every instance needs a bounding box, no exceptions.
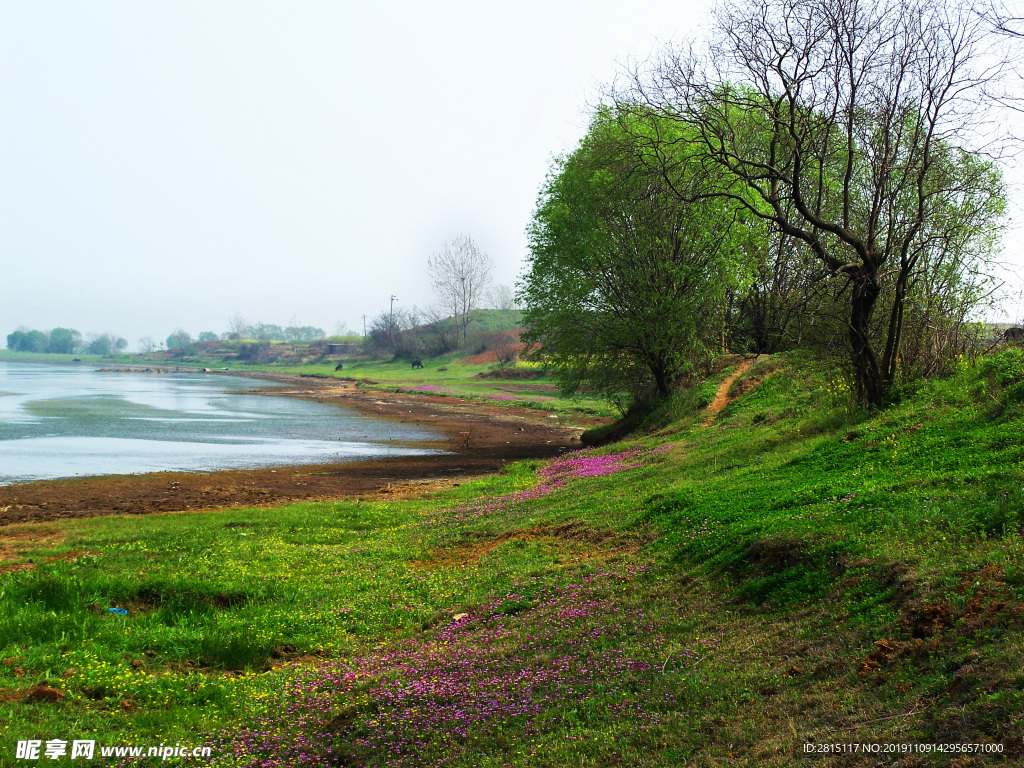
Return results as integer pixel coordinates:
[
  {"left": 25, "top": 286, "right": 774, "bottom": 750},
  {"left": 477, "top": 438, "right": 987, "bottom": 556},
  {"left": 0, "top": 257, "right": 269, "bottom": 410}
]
[
  {"left": 285, "top": 315, "right": 301, "bottom": 344},
  {"left": 422, "top": 304, "right": 458, "bottom": 353},
  {"left": 735, "top": 229, "right": 834, "bottom": 354},
  {"left": 978, "top": 1, "right": 1024, "bottom": 125},
  {"left": 428, "top": 234, "right": 493, "bottom": 345},
  {"left": 619, "top": 0, "right": 1009, "bottom": 405},
  {"left": 983, "top": 0, "right": 1024, "bottom": 37},
  {"left": 493, "top": 331, "right": 520, "bottom": 367},
  {"left": 366, "top": 307, "right": 419, "bottom": 357},
  {"left": 486, "top": 284, "right": 517, "bottom": 311},
  {"left": 227, "top": 313, "right": 248, "bottom": 340}
]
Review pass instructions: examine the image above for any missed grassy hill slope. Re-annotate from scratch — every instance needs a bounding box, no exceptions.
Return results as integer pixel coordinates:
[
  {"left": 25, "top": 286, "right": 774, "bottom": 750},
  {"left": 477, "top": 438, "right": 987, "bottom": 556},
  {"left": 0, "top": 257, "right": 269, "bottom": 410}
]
[{"left": 1, "top": 351, "right": 1023, "bottom": 766}]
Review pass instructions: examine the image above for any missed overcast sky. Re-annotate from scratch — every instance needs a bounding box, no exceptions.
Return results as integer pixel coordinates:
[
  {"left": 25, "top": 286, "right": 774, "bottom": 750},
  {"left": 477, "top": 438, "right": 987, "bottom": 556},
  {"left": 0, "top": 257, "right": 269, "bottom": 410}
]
[{"left": 1, "top": 1, "right": 1022, "bottom": 348}]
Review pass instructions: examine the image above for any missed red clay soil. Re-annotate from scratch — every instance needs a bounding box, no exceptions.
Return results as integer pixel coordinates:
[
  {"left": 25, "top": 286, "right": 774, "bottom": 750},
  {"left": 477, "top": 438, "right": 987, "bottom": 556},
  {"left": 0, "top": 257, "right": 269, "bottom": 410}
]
[
  {"left": 460, "top": 343, "right": 526, "bottom": 365},
  {"left": 0, "top": 375, "right": 608, "bottom": 527}
]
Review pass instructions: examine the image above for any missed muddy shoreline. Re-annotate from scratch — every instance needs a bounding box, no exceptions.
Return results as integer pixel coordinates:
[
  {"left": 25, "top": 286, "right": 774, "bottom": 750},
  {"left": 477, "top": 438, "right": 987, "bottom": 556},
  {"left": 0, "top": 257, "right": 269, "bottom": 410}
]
[{"left": 0, "top": 372, "right": 604, "bottom": 527}]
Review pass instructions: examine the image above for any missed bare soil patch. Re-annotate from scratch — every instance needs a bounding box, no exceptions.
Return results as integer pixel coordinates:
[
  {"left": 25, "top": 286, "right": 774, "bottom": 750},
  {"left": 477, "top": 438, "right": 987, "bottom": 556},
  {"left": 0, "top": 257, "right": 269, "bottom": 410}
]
[
  {"left": 0, "top": 375, "right": 608, "bottom": 527},
  {"left": 703, "top": 359, "right": 754, "bottom": 427},
  {"left": 461, "top": 344, "right": 526, "bottom": 365},
  {"left": 0, "top": 683, "right": 65, "bottom": 704},
  {"left": 858, "top": 564, "right": 1024, "bottom": 681},
  {"left": 0, "top": 526, "right": 66, "bottom": 560}
]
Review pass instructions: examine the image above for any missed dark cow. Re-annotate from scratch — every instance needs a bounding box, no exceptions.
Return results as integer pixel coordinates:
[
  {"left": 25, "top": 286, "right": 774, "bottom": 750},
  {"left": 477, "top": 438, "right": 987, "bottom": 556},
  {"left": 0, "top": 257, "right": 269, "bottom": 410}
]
[
  {"left": 411, "top": 358, "right": 424, "bottom": 369},
  {"left": 1004, "top": 327, "right": 1024, "bottom": 344},
  {"left": 335, "top": 362, "right": 344, "bottom": 371}
]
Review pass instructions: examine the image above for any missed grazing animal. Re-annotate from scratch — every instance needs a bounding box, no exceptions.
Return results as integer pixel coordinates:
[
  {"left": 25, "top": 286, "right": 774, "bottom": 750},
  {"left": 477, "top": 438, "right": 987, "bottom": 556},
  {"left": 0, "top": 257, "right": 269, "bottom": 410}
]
[
  {"left": 335, "top": 362, "right": 344, "bottom": 371},
  {"left": 411, "top": 358, "right": 424, "bottom": 369},
  {"left": 1004, "top": 327, "right": 1024, "bottom": 344}
]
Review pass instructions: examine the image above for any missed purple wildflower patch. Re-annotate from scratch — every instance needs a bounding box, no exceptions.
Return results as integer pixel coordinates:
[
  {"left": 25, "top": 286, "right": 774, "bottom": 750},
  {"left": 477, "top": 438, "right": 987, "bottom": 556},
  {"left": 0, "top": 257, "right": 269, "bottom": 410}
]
[
  {"left": 443, "top": 446, "right": 668, "bottom": 521},
  {"left": 210, "top": 566, "right": 700, "bottom": 766}
]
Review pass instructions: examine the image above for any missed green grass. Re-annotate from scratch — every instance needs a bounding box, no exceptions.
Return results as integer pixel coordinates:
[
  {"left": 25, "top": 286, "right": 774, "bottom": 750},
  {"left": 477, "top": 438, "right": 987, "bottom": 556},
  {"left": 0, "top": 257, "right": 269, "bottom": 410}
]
[
  {"left": 256, "top": 354, "right": 617, "bottom": 419},
  {"left": 1, "top": 351, "right": 1023, "bottom": 765}
]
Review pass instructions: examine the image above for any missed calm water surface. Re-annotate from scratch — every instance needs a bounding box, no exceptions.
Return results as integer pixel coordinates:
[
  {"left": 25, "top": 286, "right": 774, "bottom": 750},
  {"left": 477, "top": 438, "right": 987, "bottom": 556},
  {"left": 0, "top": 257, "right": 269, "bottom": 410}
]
[{"left": 0, "top": 362, "right": 443, "bottom": 484}]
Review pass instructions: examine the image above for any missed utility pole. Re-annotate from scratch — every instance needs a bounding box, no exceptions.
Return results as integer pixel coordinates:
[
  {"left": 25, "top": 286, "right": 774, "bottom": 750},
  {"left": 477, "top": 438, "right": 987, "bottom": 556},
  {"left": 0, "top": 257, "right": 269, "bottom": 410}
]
[
  {"left": 361, "top": 314, "right": 367, "bottom": 338},
  {"left": 389, "top": 295, "right": 398, "bottom": 322}
]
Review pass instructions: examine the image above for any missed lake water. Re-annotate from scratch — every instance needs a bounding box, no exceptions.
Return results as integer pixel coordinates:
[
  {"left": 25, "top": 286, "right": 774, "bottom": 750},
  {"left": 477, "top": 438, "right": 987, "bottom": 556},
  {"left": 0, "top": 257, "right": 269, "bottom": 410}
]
[{"left": 0, "top": 362, "right": 443, "bottom": 485}]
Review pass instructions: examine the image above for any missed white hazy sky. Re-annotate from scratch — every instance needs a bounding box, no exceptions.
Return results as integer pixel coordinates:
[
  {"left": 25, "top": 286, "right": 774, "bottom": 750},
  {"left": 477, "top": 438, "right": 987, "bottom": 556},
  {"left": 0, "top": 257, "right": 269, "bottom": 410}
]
[{"left": 1, "top": 1, "right": 1022, "bottom": 347}]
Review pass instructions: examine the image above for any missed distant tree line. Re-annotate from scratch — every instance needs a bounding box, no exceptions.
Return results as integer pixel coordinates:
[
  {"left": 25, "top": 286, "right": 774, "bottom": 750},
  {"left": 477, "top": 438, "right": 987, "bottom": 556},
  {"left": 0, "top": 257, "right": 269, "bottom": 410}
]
[
  {"left": 6, "top": 328, "right": 127, "bottom": 356},
  {"left": 217, "top": 315, "right": 326, "bottom": 342},
  {"left": 137, "top": 320, "right": 336, "bottom": 364}
]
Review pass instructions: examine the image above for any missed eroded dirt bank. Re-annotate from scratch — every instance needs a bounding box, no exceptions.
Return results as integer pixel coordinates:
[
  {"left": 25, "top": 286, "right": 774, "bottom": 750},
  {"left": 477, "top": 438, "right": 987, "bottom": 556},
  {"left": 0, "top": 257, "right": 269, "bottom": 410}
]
[{"left": 0, "top": 374, "right": 604, "bottom": 526}]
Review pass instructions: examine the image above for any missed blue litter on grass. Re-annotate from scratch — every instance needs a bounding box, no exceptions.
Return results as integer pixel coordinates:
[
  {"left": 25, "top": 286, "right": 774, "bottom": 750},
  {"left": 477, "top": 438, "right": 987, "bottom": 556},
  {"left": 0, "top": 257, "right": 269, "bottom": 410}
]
[{"left": 107, "top": 608, "right": 128, "bottom": 616}]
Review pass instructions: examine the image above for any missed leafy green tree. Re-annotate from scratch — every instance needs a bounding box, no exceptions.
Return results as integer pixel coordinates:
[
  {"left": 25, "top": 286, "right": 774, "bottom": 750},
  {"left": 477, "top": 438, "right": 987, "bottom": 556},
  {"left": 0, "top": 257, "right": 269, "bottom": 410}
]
[
  {"left": 198, "top": 331, "right": 219, "bottom": 342},
  {"left": 520, "top": 109, "right": 749, "bottom": 406},
  {"left": 166, "top": 329, "right": 192, "bottom": 359},
  {"left": 252, "top": 323, "right": 286, "bottom": 341},
  {"left": 6, "top": 329, "right": 48, "bottom": 352},
  {"left": 285, "top": 325, "right": 325, "bottom": 342},
  {"left": 86, "top": 334, "right": 112, "bottom": 356},
  {"left": 622, "top": 0, "right": 1009, "bottom": 404},
  {"left": 875, "top": 146, "right": 1005, "bottom": 380},
  {"left": 23, "top": 330, "right": 49, "bottom": 352},
  {"left": 6, "top": 331, "right": 26, "bottom": 351},
  {"left": 48, "top": 327, "right": 80, "bottom": 354}
]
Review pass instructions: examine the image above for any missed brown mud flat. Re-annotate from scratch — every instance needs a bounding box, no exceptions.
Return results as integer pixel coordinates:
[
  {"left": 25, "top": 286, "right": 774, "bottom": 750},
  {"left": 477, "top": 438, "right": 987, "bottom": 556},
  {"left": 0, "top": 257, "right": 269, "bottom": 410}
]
[{"left": 0, "top": 374, "right": 609, "bottom": 527}]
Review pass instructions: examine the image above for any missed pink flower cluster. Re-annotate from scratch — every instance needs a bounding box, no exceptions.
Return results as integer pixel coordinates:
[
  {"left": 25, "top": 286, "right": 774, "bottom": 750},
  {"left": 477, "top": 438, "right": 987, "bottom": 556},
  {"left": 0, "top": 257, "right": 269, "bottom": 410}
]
[
  {"left": 444, "top": 447, "right": 663, "bottom": 521},
  {"left": 210, "top": 566, "right": 683, "bottom": 767}
]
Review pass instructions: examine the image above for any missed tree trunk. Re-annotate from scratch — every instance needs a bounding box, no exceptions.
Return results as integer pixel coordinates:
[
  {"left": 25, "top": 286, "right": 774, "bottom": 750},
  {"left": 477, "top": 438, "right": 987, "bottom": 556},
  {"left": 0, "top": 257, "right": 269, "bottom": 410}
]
[
  {"left": 651, "top": 364, "right": 672, "bottom": 398},
  {"left": 850, "top": 268, "right": 884, "bottom": 407},
  {"left": 881, "top": 268, "right": 909, "bottom": 384}
]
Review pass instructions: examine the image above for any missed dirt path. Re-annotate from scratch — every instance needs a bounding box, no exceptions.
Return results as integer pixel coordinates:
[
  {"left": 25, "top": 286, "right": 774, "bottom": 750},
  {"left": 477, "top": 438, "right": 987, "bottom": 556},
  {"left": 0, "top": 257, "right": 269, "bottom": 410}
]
[
  {"left": 0, "top": 376, "right": 610, "bottom": 527},
  {"left": 702, "top": 359, "right": 753, "bottom": 427}
]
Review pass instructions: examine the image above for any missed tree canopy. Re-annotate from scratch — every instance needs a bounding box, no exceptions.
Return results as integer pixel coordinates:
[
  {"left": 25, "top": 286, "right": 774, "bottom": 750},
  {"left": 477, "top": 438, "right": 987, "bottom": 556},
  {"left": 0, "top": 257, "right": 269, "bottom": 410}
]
[
  {"left": 166, "top": 329, "right": 193, "bottom": 359},
  {"left": 6, "top": 327, "right": 84, "bottom": 354},
  {"left": 520, "top": 109, "right": 751, "bottom": 405},
  {"left": 616, "top": 0, "right": 1009, "bottom": 404}
]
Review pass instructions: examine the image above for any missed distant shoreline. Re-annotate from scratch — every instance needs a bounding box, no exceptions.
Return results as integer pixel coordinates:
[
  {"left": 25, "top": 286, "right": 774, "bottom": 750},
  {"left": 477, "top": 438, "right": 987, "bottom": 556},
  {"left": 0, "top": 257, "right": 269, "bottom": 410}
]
[{"left": 0, "top": 372, "right": 596, "bottom": 527}]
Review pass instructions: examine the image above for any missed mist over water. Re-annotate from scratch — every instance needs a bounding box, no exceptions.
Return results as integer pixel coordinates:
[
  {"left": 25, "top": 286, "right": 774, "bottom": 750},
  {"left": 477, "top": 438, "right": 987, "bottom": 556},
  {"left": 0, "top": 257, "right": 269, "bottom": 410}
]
[{"left": 0, "top": 362, "right": 443, "bottom": 484}]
